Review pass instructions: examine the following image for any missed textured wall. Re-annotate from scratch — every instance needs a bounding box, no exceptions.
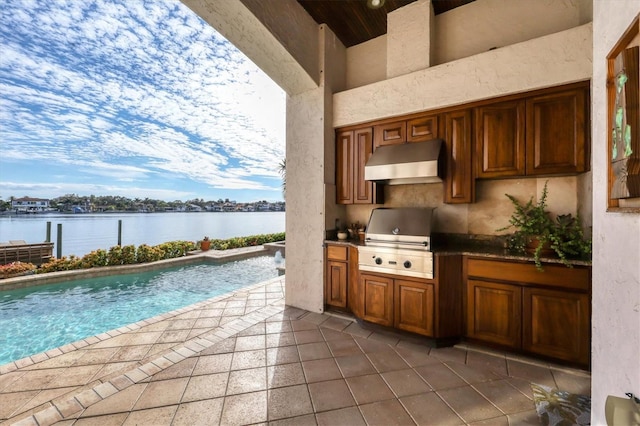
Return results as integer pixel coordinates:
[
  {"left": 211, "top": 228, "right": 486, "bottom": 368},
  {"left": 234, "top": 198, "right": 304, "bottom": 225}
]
[
  {"left": 387, "top": 0, "right": 433, "bottom": 78},
  {"left": 334, "top": 23, "right": 592, "bottom": 127},
  {"left": 591, "top": 2, "right": 640, "bottom": 425},
  {"left": 345, "top": 36, "right": 386, "bottom": 89}
]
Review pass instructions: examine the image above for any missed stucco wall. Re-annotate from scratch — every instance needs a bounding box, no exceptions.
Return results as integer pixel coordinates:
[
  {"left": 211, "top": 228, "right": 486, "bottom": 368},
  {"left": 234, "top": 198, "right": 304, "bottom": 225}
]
[{"left": 591, "top": 2, "right": 640, "bottom": 425}]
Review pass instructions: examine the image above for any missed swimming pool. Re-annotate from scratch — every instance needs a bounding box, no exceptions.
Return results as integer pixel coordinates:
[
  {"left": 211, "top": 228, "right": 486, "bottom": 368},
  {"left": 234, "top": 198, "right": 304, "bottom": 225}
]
[{"left": 0, "top": 256, "right": 279, "bottom": 365}]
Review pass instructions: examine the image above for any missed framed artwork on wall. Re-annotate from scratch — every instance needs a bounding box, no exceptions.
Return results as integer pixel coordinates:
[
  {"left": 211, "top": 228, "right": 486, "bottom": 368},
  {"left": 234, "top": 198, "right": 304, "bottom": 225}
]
[{"left": 607, "top": 13, "right": 640, "bottom": 212}]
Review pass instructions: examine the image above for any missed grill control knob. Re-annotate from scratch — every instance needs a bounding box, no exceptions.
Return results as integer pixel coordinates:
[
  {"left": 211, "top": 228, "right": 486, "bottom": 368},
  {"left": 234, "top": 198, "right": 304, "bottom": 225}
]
[
  {"left": 403, "top": 260, "right": 412, "bottom": 269},
  {"left": 375, "top": 257, "right": 383, "bottom": 265}
]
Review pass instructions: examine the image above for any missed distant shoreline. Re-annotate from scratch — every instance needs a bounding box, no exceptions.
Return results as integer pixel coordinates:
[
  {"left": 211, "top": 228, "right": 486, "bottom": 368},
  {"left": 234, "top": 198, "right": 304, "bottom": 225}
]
[{"left": 0, "top": 210, "right": 285, "bottom": 216}]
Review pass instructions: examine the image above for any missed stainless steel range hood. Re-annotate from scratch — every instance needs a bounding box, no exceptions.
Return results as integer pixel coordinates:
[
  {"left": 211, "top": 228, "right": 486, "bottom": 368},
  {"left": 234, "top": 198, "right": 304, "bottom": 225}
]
[{"left": 364, "top": 139, "right": 443, "bottom": 185}]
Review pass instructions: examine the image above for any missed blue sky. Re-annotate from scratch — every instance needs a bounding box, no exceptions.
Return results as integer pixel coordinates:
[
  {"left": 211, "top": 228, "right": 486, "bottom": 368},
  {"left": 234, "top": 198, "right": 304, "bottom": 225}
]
[{"left": 0, "top": 0, "right": 286, "bottom": 203}]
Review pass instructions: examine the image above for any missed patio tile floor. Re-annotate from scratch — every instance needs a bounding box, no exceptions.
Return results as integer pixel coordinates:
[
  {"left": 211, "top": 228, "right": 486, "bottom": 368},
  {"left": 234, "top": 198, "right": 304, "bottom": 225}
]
[{"left": 0, "top": 275, "right": 591, "bottom": 425}]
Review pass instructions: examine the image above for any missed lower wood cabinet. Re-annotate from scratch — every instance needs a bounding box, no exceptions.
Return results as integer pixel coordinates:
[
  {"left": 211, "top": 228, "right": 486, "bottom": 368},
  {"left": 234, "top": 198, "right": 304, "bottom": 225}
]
[
  {"left": 358, "top": 255, "right": 462, "bottom": 338},
  {"left": 465, "top": 257, "right": 591, "bottom": 367},
  {"left": 326, "top": 260, "right": 348, "bottom": 309}
]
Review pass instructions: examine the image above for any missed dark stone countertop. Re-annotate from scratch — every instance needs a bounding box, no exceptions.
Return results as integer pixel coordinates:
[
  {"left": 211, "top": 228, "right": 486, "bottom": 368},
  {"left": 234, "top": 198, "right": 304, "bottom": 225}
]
[{"left": 324, "top": 232, "right": 591, "bottom": 268}]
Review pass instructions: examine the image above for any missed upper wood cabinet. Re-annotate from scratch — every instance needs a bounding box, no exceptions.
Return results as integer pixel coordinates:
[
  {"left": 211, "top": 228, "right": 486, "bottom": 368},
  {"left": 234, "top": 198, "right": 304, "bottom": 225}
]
[
  {"left": 444, "top": 109, "right": 474, "bottom": 204},
  {"left": 336, "top": 127, "right": 383, "bottom": 205},
  {"left": 475, "top": 100, "right": 526, "bottom": 178},
  {"left": 475, "top": 85, "right": 589, "bottom": 179},
  {"left": 373, "top": 114, "right": 439, "bottom": 149},
  {"left": 526, "top": 88, "right": 588, "bottom": 175}
]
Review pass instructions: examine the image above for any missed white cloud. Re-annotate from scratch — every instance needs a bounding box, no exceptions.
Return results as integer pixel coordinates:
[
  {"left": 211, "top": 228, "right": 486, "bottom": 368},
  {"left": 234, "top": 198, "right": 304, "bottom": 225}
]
[{"left": 0, "top": 0, "right": 286, "bottom": 201}]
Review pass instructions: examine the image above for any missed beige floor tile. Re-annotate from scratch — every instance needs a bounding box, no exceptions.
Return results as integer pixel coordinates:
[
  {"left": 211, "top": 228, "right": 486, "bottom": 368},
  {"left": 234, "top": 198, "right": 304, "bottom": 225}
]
[
  {"left": 230, "top": 349, "right": 266, "bottom": 370},
  {"left": 9, "top": 369, "right": 61, "bottom": 392},
  {"left": 505, "top": 377, "right": 535, "bottom": 400},
  {"left": 90, "top": 361, "right": 139, "bottom": 384},
  {"left": 465, "top": 350, "right": 509, "bottom": 377},
  {"left": 199, "top": 337, "right": 236, "bottom": 355},
  {"left": 382, "top": 368, "right": 432, "bottom": 397},
  {"left": 151, "top": 357, "right": 197, "bottom": 381},
  {"left": 445, "top": 360, "right": 504, "bottom": 384},
  {"left": 236, "top": 323, "right": 266, "bottom": 337},
  {"left": 294, "top": 329, "right": 325, "bottom": 345},
  {"left": 342, "top": 322, "right": 373, "bottom": 338},
  {"left": 346, "top": 374, "right": 395, "bottom": 405},
  {"left": 22, "top": 352, "right": 85, "bottom": 371},
  {"left": 297, "top": 342, "right": 332, "bottom": 361},
  {"left": 335, "top": 354, "right": 377, "bottom": 378},
  {"left": 192, "top": 353, "right": 233, "bottom": 375},
  {"left": 437, "top": 385, "right": 503, "bottom": 423},
  {"left": 133, "top": 377, "right": 189, "bottom": 410},
  {"left": 122, "top": 405, "right": 177, "bottom": 425},
  {"left": 394, "top": 345, "right": 439, "bottom": 368},
  {"left": 270, "top": 413, "right": 317, "bottom": 426},
  {"left": 0, "top": 371, "right": 24, "bottom": 392},
  {"left": 507, "top": 409, "right": 541, "bottom": 425},
  {"left": 266, "top": 321, "right": 292, "bottom": 334},
  {"left": 235, "top": 335, "right": 266, "bottom": 351},
  {"left": 401, "top": 392, "right": 464, "bottom": 425},
  {"left": 0, "top": 390, "right": 39, "bottom": 420},
  {"left": 414, "top": 362, "right": 467, "bottom": 390},
  {"left": 291, "top": 319, "right": 320, "bottom": 332},
  {"left": 367, "top": 349, "right": 411, "bottom": 372},
  {"left": 267, "top": 384, "right": 313, "bottom": 421},
  {"left": 47, "top": 365, "right": 103, "bottom": 388},
  {"left": 326, "top": 338, "right": 362, "bottom": 357},
  {"left": 319, "top": 317, "right": 353, "bottom": 333},
  {"left": 193, "top": 317, "right": 221, "bottom": 329},
  {"left": 226, "top": 367, "right": 267, "bottom": 395},
  {"left": 507, "top": 359, "right": 557, "bottom": 388},
  {"left": 173, "top": 398, "right": 224, "bottom": 425},
  {"left": 299, "top": 312, "right": 328, "bottom": 325},
  {"left": 267, "top": 363, "right": 306, "bottom": 388},
  {"left": 181, "top": 372, "right": 228, "bottom": 402},
  {"left": 166, "top": 319, "right": 197, "bottom": 331},
  {"left": 551, "top": 369, "right": 591, "bottom": 396},
  {"left": 353, "top": 336, "right": 392, "bottom": 353},
  {"left": 81, "top": 383, "right": 147, "bottom": 418},
  {"left": 220, "top": 391, "right": 267, "bottom": 425},
  {"left": 473, "top": 379, "right": 536, "bottom": 414},
  {"left": 468, "top": 414, "right": 510, "bottom": 425},
  {"left": 302, "top": 358, "right": 343, "bottom": 383},
  {"left": 110, "top": 345, "right": 153, "bottom": 363},
  {"left": 359, "top": 399, "right": 415, "bottom": 426},
  {"left": 267, "top": 346, "right": 300, "bottom": 366},
  {"left": 156, "top": 329, "right": 190, "bottom": 344},
  {"left": 18, "top": 386, "right": 78, "bottom": 416},
  {"left": 73, "top": 348, "right": 120, "bottom": 366},
  {"left": 430, "top": 347, "right": 468, "bottom": 364},
  {"left": 315, "top": 406, "right": 366, "bottom": 426},
  {"left": 73, "top": 412, "right": 129, "bottom": 425},
  {"left": 308, "top": 379, "right": 356, "bottom": 412},
  {"left": 266, "top": 332, "right": 296, "bottom": 348},
  {"left": 367, "top": 332, "right": 401, "bottom": 347}
]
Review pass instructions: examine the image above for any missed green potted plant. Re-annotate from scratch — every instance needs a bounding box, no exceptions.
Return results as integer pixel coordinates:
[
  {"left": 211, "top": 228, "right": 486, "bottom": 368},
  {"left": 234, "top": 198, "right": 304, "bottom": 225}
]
[{"left": 499, "top": 182, "right": 591, "bottom": 270}]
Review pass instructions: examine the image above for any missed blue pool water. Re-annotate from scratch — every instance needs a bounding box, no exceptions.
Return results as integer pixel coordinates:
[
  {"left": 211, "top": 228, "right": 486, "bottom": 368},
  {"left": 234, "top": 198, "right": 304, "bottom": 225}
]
[{"left": 0, "top": 256, "right": 279, "bottom": 365}]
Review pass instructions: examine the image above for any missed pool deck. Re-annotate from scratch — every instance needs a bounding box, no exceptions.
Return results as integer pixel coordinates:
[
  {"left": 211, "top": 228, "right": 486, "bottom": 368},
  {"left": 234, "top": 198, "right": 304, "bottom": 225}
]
[{"left": 1, "top": 255, "right": 590, "bottom": 425}]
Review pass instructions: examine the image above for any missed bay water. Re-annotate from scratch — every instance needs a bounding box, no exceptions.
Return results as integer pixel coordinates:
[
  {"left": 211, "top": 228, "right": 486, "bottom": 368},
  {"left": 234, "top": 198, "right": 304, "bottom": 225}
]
[{"left": 0, "top": 212, "right": 285, "bottom": 257}]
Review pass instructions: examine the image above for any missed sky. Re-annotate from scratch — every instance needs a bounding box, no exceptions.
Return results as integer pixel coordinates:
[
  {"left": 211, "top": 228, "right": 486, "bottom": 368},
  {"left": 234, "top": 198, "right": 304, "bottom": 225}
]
[{"left": 0, "top": 0, "right": 286, "bottom": 203}]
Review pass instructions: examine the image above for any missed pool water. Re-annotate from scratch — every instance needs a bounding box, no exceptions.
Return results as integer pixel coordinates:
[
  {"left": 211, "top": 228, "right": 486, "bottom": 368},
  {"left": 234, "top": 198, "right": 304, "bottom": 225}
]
[{"left": 0, "top": 256, "right": 279, "bottom": 365}]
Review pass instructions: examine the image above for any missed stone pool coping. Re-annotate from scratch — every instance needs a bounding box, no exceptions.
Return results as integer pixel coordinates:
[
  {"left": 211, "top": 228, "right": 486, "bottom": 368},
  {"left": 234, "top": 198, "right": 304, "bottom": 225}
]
[{"left": 0, "top": 245, "right": 274, "bottom": 292}]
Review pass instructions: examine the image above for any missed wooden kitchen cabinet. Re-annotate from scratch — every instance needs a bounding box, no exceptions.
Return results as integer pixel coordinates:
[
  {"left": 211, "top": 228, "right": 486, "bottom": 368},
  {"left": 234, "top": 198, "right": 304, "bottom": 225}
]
[
  {"left": 395, "top": 278, "right": 434, "bottom": 336},
  {"left": 523, "top": 287, "right": 590, "bottom": 366},
  {"left": 359, "top": 272, "right": 394, "bottom": 327},
  {"left": 475, "top": 100, "right": 526, "bottom": 178},
  {"left": 336, "top": 127, "right": 383, "bottom": 204},
  {"left": 373, "top": 121, "right": 405, "bottom": 149},
  {"left": 443, "top": 109, "right": 474, "bottom": 204},
  {"left": 464, "top": 257, "right": 591, "bottom": 367},
  {"left": 475, "top": 84, "right": 589, "bottom": 179},
  {"left": 466, "top": 279, "right": 522, "bottom": 348},
  {"left": 407, "top": 114, "right": 439, "bottom": 142},
  {"left": 526, "top": 88, "right": 588, "bottom": 175},
  {"left": 357, "top": 255, "right": 462, "bottom": 339},
  {"left": 325, "top": 244, "right": 351, "bottom": 310}
]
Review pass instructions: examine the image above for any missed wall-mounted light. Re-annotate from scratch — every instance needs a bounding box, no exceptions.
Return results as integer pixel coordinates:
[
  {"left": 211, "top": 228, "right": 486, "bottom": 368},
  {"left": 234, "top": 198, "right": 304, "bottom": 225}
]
[{"left": 367, "top": 0, "right": 386, "bottom": 9}]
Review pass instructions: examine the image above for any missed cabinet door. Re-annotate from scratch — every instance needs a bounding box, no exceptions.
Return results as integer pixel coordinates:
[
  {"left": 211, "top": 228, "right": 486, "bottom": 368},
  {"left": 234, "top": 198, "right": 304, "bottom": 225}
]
[
  {"left": 444, "top": 109, "right": 474, "bottom": 204},
  {"left": 326, "top": 260, "right": 348, "bottom": 309},
  {"left": 475, "top": 101, "right": 526, "bottom": 178},
  {"left": 526, "top": 88, "right": 587, "bottom": 175},
  {"left": 395, "top": 279, "right": 434, "bottom": 336},
  {"left": 359, "top": 273, "right": 394, "bottom": 327},
  {"left": 523, "top": 287, "right": 590, "bottom": 366},
  {"left": 407, "top": 114, "right": 438, "bottom": 143},
  {"left": 466, "top": 280, "right": 521, "bottom": 348},
  {"left": 374, "top": 121, "right": 406, "bottom": 149},
  {"left": 354, "top": 127, "right": 376, "bottom": 204},
  {"left": 336, "top": 130, "right": 354, "bottom": 204}
]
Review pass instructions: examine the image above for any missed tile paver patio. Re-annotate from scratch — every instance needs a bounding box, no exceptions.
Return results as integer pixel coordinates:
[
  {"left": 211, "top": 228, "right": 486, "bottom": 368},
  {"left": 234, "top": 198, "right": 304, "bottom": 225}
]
[{"left": 0, "top": 274, "right": 591, "bottom": 425}]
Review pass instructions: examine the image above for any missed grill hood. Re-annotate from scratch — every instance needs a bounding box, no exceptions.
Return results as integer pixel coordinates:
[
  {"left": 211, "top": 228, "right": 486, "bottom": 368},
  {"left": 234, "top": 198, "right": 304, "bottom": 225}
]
[{"left": 364, "top": 139, "right": 443, "bottom": 185}]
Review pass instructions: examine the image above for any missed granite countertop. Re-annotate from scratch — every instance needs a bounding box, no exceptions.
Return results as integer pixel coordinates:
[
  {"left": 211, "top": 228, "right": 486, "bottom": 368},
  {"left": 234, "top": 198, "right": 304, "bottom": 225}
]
[{"left": 324, "top": 232, "right": 591, "bottom": 267}]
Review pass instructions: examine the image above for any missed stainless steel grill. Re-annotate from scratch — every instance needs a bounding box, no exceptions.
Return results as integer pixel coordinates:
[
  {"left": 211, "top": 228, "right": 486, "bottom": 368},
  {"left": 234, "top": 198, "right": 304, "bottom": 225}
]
[{"left": 358, "top": 208, "right": 435, "bottom": 279}]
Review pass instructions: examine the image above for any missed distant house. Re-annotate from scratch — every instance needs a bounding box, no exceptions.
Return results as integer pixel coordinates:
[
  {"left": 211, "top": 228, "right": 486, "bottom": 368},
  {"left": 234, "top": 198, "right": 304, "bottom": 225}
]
[{"left": 11, "top": 197, "right": 50, "bottom": 213}]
